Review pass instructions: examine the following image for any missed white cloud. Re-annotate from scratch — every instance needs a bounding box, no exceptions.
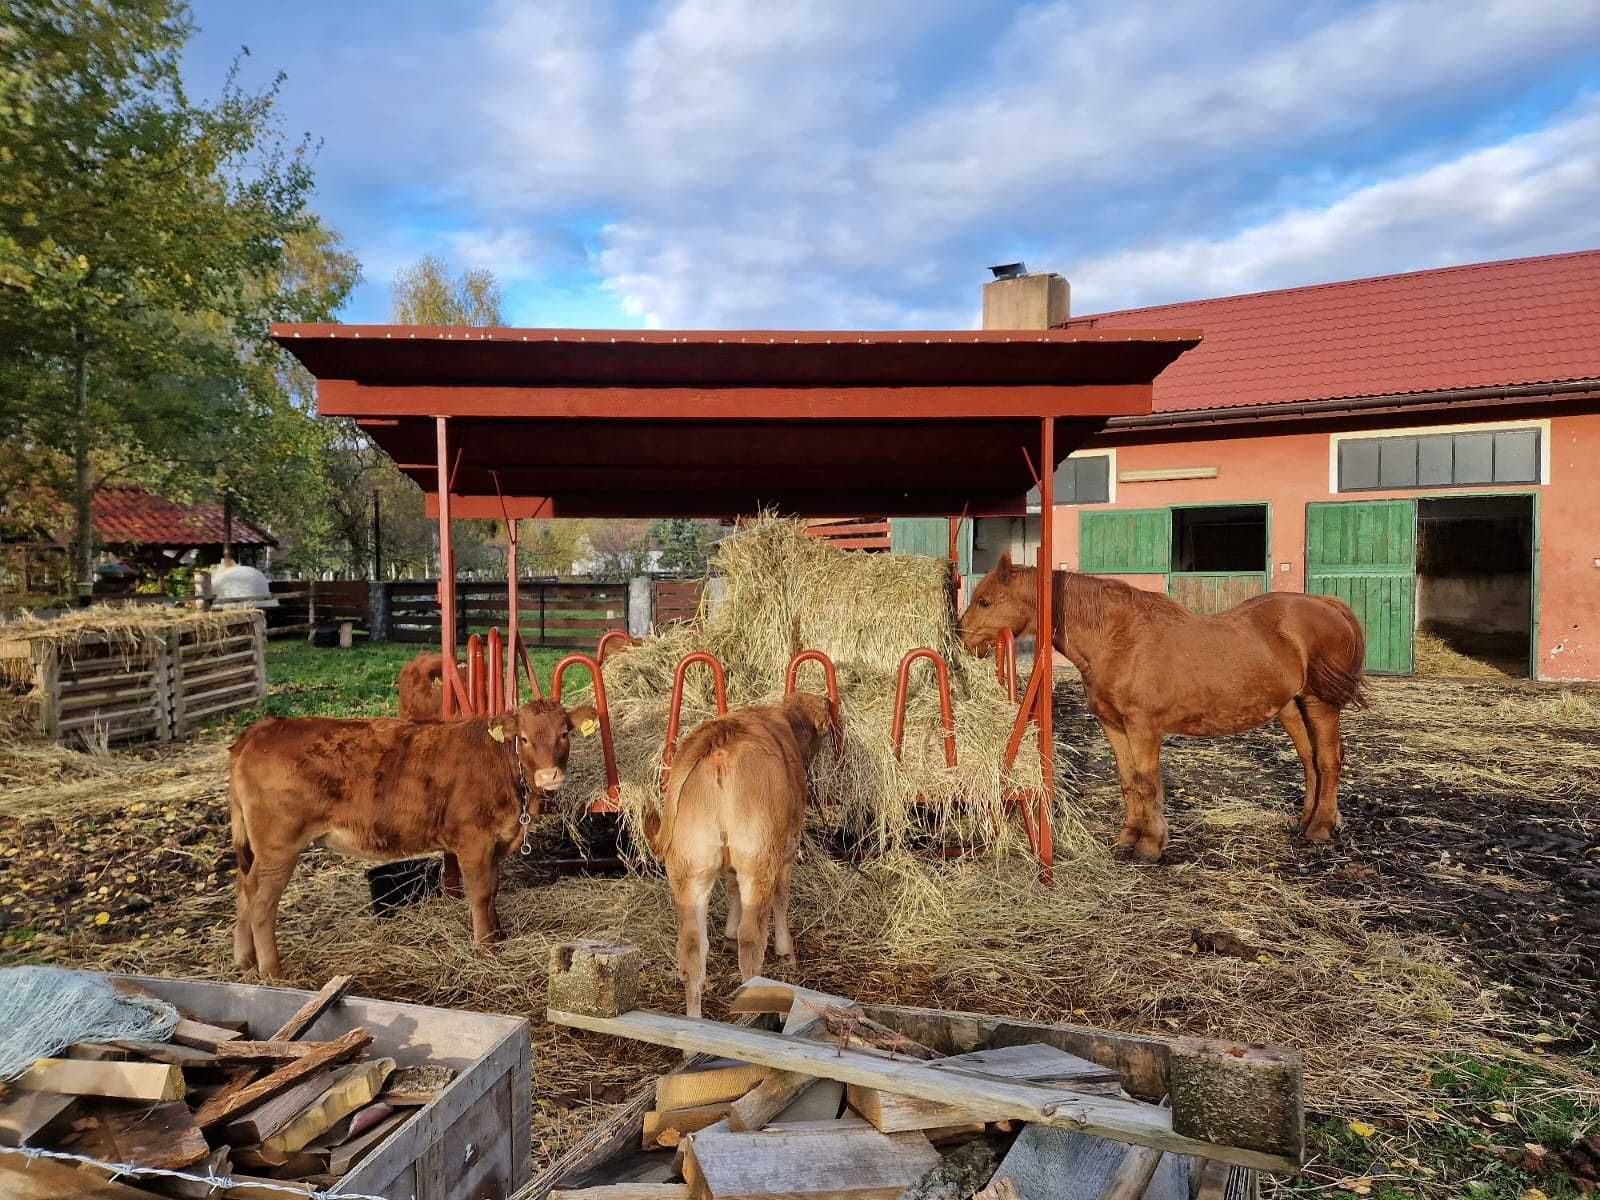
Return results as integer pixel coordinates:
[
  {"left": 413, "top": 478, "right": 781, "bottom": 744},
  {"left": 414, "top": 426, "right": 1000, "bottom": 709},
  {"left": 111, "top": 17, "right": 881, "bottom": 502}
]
[
  {"left": 210, "top": 0, "right": 1600, "bottom": 326},
  {"left": 1066, "top": 100, "right": 1600, "bottom": 311}
]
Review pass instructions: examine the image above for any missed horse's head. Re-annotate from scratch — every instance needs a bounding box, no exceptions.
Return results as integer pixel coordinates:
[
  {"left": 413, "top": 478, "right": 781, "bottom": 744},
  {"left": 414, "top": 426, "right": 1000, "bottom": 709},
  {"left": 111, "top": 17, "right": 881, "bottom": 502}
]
[{"left": 958, "top": 552, "right": 1033, "bottom": 655}]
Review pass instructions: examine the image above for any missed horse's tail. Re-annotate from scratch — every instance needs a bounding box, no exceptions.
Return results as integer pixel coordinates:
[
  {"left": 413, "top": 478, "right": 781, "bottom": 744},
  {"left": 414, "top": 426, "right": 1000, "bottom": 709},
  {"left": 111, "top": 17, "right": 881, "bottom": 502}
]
[{"left": 1307, "top": 598, "right": 1372, "bottom": 710}]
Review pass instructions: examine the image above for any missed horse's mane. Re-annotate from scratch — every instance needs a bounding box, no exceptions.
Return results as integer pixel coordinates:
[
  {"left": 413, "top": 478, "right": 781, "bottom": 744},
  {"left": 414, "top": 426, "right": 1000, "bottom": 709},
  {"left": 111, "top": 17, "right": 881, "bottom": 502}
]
[{"left": 1060, "top": 571, "right": 1186, "bottom": 632}]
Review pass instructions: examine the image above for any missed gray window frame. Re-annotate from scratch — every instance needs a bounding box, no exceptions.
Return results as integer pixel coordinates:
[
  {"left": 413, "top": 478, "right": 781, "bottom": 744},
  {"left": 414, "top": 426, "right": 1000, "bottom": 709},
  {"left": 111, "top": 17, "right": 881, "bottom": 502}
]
[
  {"left": 1337, "top": 428, "right": 1541, "bottom": 493},
  {"left": 1027, "top": 453, "right": 1112, "bottom": 508}
]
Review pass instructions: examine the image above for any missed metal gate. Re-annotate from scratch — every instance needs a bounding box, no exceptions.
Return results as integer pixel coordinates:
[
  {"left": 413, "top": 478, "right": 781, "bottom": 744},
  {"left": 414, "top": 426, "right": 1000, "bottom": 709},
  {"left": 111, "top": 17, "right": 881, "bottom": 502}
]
[{"left": 1305, "top": 499, "right": 1416, "bottom": 674}]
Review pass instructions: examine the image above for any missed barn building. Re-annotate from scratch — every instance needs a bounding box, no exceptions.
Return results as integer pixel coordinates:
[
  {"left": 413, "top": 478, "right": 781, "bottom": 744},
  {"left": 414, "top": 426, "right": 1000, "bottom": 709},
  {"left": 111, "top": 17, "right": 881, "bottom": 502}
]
[{"left": 957, "top": 250, "right": 1600, "bottom": 681}]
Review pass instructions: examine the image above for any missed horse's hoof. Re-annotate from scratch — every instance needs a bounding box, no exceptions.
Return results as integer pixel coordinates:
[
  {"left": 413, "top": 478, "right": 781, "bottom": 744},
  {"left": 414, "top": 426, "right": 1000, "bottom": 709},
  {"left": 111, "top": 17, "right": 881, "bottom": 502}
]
[{"left": 1133, "top": 842, "right": 1164, "bottom": 864}]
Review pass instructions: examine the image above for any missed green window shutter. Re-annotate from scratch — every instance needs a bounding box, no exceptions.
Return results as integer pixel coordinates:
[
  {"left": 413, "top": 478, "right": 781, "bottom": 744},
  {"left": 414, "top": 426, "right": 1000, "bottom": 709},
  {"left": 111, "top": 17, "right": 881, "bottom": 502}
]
[{"left": 1079, "top": 509, "right": 1170, "bottom": 573}]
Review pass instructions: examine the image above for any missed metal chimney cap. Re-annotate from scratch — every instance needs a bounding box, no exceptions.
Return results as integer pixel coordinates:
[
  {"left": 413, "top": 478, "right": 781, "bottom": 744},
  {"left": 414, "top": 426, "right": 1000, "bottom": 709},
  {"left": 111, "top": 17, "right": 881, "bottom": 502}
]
[{"left": 989, "top": 262, "right": 1028, "bottom": 279}]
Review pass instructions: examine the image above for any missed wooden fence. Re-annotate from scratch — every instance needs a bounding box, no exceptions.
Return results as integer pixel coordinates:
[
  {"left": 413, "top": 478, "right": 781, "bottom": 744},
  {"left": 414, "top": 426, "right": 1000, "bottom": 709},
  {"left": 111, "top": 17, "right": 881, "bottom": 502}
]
[
  {"left": 266, "top": 579, "right": 369, "bottom": 637},
  {"left": 652, "top": 578, "right": 706, "bottom": 628},
  {"left": 1, "top": 610, "right": 265, "bottom": 747},
  {"left": 802, "top": 517, "right": 892, "bottom": 550},
  {"left": 386, "top": 580, "right": 629, "bottom": 648}
]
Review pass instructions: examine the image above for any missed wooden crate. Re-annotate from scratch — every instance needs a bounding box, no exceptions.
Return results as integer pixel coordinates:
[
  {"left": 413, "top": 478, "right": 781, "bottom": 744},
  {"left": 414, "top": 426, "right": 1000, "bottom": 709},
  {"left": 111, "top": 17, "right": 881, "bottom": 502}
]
[
  {"left": 168, "top": 611, "right": 267, "bottom": 736},
  {"left": 118, "top": 974, "right": 532, "bottom": 1200},
  {"left": 1, "top": 633, "right": 170, "bottom": 746},
  {"left": 0, "top": 610, "right": 265, "bottom": 746}
]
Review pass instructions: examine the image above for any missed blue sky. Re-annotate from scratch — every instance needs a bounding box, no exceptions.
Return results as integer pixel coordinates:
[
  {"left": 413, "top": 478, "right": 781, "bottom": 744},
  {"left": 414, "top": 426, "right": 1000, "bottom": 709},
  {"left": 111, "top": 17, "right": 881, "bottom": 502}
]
[{"left": 183, "top": 0, "right": 1600, "bottom": 328}]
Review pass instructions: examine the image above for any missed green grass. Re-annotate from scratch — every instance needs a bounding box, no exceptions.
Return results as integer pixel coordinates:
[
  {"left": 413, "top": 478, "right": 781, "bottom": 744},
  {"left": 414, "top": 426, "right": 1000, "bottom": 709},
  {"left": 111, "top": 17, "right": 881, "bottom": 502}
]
[
  {"left": 1284, "top": 1053, "right": 1599, "bottom": 1200},
  {"left": 254, "top": 638, "right": 577, "bottom": 721}
]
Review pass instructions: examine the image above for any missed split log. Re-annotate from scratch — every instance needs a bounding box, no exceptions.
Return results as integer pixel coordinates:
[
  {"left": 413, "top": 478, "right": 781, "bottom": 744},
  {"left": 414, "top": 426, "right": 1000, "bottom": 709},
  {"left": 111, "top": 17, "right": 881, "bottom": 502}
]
[
  {"left": 654, "top": 1060, "right": 767, "bottom": 1112},
  {"left": 0, "top": 1147, "right": 152, "bottom": 1199},
  {"left": 72, "top": 1101, "right": 210, "bottom": 1171},
  {"left": 171, "top": 1018, "right": 244, "bottom": 1052},
  {"left": 643, "top": 1101, "right": 731, "bottom": 1150},
  {"left": 258, "top": 1058, "right": 395, "bottom": 1164},
  {"left": 194, "top": 1028, "right": 371, "bottom": 1130},
  {"left": 12, "top": 1058, "right": 184, "bottom": 1103},
  {"left": 324, "top": 1109, "right": 410, "bottom": 1176},
  {"left": 270, "top": 974, "right": 355, "bottom": 1042},
  {"left": 221, "top": 1070, "right": 340, "bottom": 1147},
  {"left": 0, "top": 1091, "right": 77, "bottom": 1148},
  {"left": 212, "top": 1040, "right": 335, "bottom": 1062}
]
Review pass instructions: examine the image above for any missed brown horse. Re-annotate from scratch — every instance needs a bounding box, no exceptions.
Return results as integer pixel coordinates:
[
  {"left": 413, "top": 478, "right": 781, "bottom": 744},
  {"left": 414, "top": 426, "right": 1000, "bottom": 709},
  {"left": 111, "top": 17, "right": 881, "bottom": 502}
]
[{"left": 958, "top": 555, "right": 1369, "bottom": 860}]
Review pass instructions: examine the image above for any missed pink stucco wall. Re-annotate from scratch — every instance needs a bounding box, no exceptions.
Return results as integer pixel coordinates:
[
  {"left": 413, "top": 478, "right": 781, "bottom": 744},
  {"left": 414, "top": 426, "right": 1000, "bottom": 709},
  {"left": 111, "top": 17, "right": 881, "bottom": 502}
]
[{"left": 1047, "top": 410, "right": 1600, "bottom": 681}]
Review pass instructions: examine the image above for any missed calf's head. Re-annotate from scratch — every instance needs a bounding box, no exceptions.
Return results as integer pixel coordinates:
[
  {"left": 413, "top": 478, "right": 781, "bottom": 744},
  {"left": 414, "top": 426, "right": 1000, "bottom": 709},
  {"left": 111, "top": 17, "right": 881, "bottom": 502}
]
[
  {"left": 958, "top": 552, "right": 1033, "bottom": 656},
  {"left": 782, "top": 691, "right": 838, "bottom": 758},
  {"left": 497, "top": 700, "right": 600, "bottom": 794}
]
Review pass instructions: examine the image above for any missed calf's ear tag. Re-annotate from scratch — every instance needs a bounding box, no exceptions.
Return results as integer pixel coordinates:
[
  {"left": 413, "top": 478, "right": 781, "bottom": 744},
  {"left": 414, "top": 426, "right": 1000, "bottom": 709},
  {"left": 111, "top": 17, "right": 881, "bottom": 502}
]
[
  {"left": 578, "top": 718, "right": 599, "bottom": 738},
  {"left": 488, "top": 724, "right": 507, "bottom": 743}
]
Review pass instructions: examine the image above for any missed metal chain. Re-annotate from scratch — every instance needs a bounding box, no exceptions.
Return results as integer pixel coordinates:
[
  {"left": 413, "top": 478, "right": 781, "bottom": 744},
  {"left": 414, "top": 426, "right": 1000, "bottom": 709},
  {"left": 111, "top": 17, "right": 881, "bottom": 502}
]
[{"left": 514, "top": 733, "right": 534, "bottom": 856}]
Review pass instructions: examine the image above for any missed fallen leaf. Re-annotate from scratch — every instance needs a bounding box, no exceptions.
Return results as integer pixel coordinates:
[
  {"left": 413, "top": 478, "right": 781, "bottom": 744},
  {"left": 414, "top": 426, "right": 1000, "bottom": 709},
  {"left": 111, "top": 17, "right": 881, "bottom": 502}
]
[
  {"left": 92, "top": 911, "right": 109, "bottom": 925},
  {"left": 1349, "top": 1120, "right": 1378, "bottom": 1138}
]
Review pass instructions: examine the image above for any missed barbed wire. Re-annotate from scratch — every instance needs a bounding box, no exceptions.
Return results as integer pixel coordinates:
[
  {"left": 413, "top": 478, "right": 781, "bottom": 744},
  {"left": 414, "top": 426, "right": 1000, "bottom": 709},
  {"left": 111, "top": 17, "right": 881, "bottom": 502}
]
[{"left": 6, "top": 1143, "right": 394, "bottom": 1200}]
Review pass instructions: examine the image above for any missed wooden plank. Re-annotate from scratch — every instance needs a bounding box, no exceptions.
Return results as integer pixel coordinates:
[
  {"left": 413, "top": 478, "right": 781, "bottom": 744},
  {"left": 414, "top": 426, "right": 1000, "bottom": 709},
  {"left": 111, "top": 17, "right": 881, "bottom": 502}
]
[
  {"left": 322, "top": 1109, "right": 410, "bottom": 1176},
  {"left": 258, "top": 1058, "right": 394, "bottom": 1164},
  {"left": 103, "top": 1040, "right": 218, "bottom": 1066},
  {"left": 642, "top": 1102, "right": 731, "bottom": 1150},
  {"left": 551, "top": 1187, "right": 689, "bottom": 1200},
  {"left": 172, "top": 1017, "right": 245, "bottom": 1051},
  {"left": 725, "top": 1018, "right": 828, "bottom": 1132},
  {"left": 0, "top": 1148, "right": 153, "bottom": 1199},
  {"left": 0, "top": 1091, "right": 77, "bottom": 1148},
  {"left": 773, "top": 1080, "right": 844, "bottom": 1125},
  {"left": 684, "top": 1124, "right": 940, "bottom": 1200},
  {"left": 212, "top": 1039, "right": 335, "bottom": 1061},
  {"left": 862, "top": 1002, "right": 1173, "bottom": 1101},
  {"left": 987, "top": 1128, "right": 1190, "bottom": 1200},
  {"left": 654, "top": 1061, "right": 768, "bottom": 1112},
  {"left": 270, "top": 975, "right": 354, "bottom": 1041},
  {"left": 88, "top": 1101, "right": 210, "bottom": 1170},
  {"left": 547, "top": 1009, "right": 1295, "bottom": 1173},
  {"left": 220, "top": 1070, "right": 340, "bottom": 1146},
  {"left": 12, "top": 1059, "right": 184, "bottom": 1103},
  {"left": 193, "top": 1028, "right": 370, "bottom": 1130}
]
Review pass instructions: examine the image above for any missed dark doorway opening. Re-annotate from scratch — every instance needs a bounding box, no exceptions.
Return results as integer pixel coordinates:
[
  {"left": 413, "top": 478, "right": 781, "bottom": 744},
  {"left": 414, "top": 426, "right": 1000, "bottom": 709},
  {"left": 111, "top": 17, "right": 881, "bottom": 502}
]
[
  {"left": 1416, "top": 495, "right": 1534, "bottom": 677},
  {"left": 1171, "top": 505, "right": 1268, "bottom": 572}
]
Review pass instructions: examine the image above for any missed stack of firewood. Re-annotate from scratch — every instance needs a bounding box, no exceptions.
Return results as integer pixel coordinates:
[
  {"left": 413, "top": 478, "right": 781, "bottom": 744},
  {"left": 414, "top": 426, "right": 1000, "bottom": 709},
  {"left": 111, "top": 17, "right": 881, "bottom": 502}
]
[
  {"left": 541, "top": 944, "right": 1300, "bottom": 1200},
  {"left": 0, "top": 976, "right": 455, "bottom": 1198}
]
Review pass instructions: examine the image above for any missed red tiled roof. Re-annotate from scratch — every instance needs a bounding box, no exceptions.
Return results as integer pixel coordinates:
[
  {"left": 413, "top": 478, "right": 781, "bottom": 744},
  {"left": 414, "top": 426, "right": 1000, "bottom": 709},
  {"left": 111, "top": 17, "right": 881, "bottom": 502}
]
[
  {"left": 91, "top": 486, "right": 274, "bottom": 547},
  {"left": 1063, "top": 249, "right": 1600, "bottom": 414}
]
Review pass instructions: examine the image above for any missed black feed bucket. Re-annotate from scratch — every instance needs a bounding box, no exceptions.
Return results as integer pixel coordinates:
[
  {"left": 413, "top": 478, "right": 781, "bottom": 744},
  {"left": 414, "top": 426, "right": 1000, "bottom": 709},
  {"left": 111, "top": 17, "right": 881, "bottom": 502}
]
[{"left": 366, "top": 857, "right": 442, "bottom": 915}]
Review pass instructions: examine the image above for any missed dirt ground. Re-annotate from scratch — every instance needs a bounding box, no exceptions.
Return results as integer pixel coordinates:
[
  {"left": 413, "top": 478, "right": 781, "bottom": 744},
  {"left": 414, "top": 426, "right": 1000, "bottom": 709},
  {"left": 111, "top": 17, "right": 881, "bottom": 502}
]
[
  {"left": 2, "top": 667, "right": 1597, "bottom": 1198},
  {"left": 1054, "top": 676, "right": 1600, "bottom": 1042}
]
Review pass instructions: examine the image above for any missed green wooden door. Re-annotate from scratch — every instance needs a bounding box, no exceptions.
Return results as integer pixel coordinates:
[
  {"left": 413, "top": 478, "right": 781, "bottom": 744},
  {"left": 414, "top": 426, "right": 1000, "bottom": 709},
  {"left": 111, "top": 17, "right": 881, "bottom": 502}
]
[
  {"left": 1168, "top": 572, "right": 1268, "bottom": 613},
  {"left": 1305, "top": 500, "right": 1416, "bottom": 674},
  {"left": 889, "top": 518, "right": 970, "bottom": 573},
  {"left": 1079, "top": 509, "right": 1170, "bottom": 573}
]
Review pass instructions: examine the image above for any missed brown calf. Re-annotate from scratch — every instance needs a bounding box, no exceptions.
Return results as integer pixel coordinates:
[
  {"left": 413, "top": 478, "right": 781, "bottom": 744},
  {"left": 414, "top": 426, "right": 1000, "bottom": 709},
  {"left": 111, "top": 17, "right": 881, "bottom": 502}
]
[
  {"left": 229, "top": 698, "right": 596, "bottom": 978},
  {"left": 645, "top": 693, "right": 834, "bottom": 1017},
  {"left": 397, "top": 652, "right": 456, "bottom": 721}
]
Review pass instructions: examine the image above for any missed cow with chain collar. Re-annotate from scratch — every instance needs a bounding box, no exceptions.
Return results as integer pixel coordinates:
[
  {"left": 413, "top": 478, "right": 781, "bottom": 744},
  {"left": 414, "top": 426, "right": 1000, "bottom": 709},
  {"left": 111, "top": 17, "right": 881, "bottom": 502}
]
[{"left": 228, "top": 699, "right": 598, "bottom": 978}]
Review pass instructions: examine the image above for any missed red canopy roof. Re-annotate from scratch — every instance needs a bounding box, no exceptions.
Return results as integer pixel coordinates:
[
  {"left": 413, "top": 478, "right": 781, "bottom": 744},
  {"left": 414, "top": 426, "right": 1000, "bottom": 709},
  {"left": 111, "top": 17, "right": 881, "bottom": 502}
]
[
  {"left": 274, "top": 325, "right": 1198, "bottom": 518},
  {"left": 93, "top": 486, "right": 273, "bottom": 548},
  {"left": 1065, "top": 249, "right": 1600, "bottom": 415}
]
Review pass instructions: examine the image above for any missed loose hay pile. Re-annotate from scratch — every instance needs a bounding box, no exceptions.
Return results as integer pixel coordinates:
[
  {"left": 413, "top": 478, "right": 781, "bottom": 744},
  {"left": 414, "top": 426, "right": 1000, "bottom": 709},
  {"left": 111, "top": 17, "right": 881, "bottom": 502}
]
[{"left": 559, "top": 518, "right": 1085, "bottom": 860}]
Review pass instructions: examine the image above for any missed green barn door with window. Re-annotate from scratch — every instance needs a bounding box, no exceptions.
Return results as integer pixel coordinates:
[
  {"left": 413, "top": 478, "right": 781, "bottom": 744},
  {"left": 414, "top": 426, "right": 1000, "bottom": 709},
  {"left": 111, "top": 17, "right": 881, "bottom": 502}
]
[{"left": 1305, "top": 500, "right": 1416, "bottom": 674}]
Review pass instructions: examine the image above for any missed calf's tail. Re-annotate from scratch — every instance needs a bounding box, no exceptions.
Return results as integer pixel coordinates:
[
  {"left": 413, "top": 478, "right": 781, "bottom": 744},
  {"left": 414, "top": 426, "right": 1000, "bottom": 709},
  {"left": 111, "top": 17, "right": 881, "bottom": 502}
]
[
  {"left": 646, "top": 747, "right": 732, "bottom": 860},
  {"left": 1307, "top": 599, "right": 1372, "bottom": 710},
  {"left": 230, "top": 781, "right": 254, "bottom": 878}
]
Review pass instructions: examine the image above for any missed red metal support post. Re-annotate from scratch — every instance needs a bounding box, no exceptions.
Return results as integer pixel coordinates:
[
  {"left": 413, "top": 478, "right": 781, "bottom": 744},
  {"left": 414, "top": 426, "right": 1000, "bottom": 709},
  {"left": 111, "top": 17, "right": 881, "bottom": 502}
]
[
  {"left": 487, "top": 627, "right": 505, "bottom": 714},
  {"left": 434, "top": 416, "right": 471, "bottom": 717},
  {"left": 597, "top": 630, "right": 639, "bottom": 664},
  {"left": 996, "top": 627, "right": 1018, "bottom": 703},
  {"left": 494, "top": 470, "right": 520, "bottom": 707},
  {"left": 662, "top": 652, "right": 729, "bottom": 768},
  {"left": 466, "top": 634, "right": 486, "bottom": 715},
  {"left": 890, "top": 648, "right": 957, "bottom": 767},
  {"left": 551, "top": 653, "right": 621, "bottom": 809},
  {"left": 1035, "top": 417, "right": 1056, "bottom": 883},
  {"left": 784, "top": 649, "right": 843, "bottom": 750}
]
